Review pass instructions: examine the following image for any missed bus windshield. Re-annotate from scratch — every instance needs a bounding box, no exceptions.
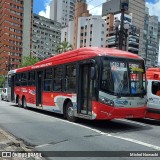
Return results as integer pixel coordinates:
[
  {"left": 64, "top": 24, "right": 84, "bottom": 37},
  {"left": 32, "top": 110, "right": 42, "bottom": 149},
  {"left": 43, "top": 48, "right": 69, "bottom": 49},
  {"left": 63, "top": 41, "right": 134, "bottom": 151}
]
[{"left": 100, "top": 58, "right": 146, "bottom": 96}]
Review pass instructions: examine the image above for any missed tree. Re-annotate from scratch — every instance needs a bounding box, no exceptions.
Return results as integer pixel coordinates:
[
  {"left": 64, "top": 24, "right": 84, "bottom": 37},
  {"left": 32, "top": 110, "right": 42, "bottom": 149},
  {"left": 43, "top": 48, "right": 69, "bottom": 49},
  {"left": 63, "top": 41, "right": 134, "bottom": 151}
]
[
  {"left": 0, "top": 76, "right": 5, "bottom": 88},
  {"left": 56, "top": 41, "right": 73, "bottom": 54},
  {"left": 19, "top": 56, "right": 39, "bottom": 68}
]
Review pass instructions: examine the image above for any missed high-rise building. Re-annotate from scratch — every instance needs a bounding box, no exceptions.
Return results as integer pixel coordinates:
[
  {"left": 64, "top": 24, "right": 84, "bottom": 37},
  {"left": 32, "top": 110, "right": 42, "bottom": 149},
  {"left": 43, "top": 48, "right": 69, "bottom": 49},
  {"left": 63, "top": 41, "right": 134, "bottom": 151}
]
[
  {"left": 77, "top": 16, "right": 106, "bottom": 48},
  {"left": 158, "top": 22, "right": 160, "bottom": 65},
  {"left": 0, "top": 0, "right": 33, "bottom": 75},
  {"left": 50, "top": 0, "right": 75, "bottom": 27},
  {"left": 73, "top": 0, "right": 89, "bottom": 49},
  {"left": 105, "top": 13, "right": 140, "bottom": 54},
  {"left": 32, "top": 14, "right": 61, "bottom": 59},
  {"left": 61, "top": 21, "right": 74, "bottom": 46},
  {"left": 102, "top": 0, "right": 145, "bottom": 55},
  {"left": 61, "top": 1, "right": 106, "bottom": 48},
  {"left": 143, "top": 9, "right": 159, "bottom": 67}
]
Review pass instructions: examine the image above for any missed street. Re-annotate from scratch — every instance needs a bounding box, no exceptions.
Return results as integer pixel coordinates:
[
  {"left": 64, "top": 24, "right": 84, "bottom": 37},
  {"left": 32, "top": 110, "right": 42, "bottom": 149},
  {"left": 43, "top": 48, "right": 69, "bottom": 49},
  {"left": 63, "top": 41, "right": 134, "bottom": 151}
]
[{"left": 0, "top": 100, "right": 160, "bottom": 160}]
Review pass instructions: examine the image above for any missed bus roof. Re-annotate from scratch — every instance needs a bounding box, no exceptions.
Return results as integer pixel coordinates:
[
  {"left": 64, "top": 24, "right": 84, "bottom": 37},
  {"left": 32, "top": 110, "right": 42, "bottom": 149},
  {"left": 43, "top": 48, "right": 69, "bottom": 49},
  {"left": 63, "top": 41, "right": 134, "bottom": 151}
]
[
  {"left": 146, "top": 68, "right": 160, "bottom": 80},
  {"left": 16, "top": 47, "right": 143, "bottom": 73}
]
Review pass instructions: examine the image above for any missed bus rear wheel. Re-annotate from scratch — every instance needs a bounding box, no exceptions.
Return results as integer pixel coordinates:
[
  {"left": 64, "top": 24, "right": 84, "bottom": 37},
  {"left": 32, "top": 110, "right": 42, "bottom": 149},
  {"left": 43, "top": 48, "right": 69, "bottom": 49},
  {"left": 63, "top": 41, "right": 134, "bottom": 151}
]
[
  {"left": 65, "top": 101, "right": 77, "bottom": 122},
  {"left": 22, "top": 97, "right": 27, "bottom": 109},
  {"left": 17, "top": 97, "right": 21, "bottom": 107}
]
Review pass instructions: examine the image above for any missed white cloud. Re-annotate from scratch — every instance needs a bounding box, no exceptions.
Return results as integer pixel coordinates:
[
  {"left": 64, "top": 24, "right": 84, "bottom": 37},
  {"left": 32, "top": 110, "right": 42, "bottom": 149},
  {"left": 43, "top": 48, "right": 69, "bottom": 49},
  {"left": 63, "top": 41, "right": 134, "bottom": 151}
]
[
  {"left": 39, "top": 5, "right": 50, "bottom": 18},
  {"left": 88, "top": 4, "right": 102, "bottom": 16},
  {"left": 146, "top": 0, "right": 160, "bottom": 20},
  {"left": 38, "top": 0, "right": 52, "bottom": 18}
]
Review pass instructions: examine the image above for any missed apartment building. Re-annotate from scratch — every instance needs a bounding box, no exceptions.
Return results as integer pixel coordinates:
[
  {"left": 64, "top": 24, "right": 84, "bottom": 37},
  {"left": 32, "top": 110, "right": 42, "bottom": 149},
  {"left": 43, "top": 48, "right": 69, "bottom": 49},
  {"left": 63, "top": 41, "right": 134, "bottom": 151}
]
[
  {"left": 50, "top": 0, "right": 87, "bottom": 27},
  {"left": 77, "top": 16, "right": 106, "bottom": 48},
  {"left": 73, "top": 0, "right": 89, "bottom": 49},
  {"left": 143, "top": 9, "right": 159, "bottom": 67},
  {"left": 0, "top": 0, "right": 33, "bottom": 75},
  {"left": 50, "top": 0, "right": 79, "bottom": 27},
  {"left": 61, "top": 21, "right": 74, "bottom": 46},
  {"left": 102, "top": 0, "right": 145, "bottom": 56},
  {"left": 106, "top": 13, "right": 140, "bottom": 54},
  {"left": 32, "top": 14, "right": 61, "bottom": 59}
]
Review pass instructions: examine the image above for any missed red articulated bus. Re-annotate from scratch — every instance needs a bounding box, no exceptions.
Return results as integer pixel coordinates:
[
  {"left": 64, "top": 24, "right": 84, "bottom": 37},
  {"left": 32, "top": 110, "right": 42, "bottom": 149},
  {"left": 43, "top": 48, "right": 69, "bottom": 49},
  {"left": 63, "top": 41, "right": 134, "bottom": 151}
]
[
  {"left": 8, "top": 47, "right": 147, "bottom": 121},
  {"left": 146, "top": 68, "right": 160, "bottom": 120}
]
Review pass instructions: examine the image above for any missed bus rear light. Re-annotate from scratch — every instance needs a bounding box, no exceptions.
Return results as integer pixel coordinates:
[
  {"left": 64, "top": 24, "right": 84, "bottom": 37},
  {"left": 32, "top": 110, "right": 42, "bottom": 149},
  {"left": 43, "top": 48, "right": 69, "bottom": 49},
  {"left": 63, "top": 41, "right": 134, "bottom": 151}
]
[
  {"left": 99, "top": 98, "right": 114, "bottom": 106},
  {"left": 154, "top": 74, "right": 159, "bottom": 78}
]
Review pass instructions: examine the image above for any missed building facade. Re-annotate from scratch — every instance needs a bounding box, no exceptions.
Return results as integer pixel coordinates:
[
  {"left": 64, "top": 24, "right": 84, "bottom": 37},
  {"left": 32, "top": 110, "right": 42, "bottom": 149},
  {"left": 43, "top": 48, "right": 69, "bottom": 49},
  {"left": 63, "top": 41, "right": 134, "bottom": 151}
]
[
  {"left": 73, "top": 0, "right": 89, "bottom": 49},
  {"left": 143, "top": 13, "right": 159, "bottom": 67},
  {"left": 0, "top": 0, "right": 33, "bottom": 75},
  {"left": 50, "top": 0, "right": 80, "bottom": 27},
  {"left": 106, "top": 13, "right": 140, "bottom": 54},
  {"left": 102, "top": 0, "right": 145, "bottom": 55},
  {"left": 32, "top": 14, "right": 61, "bottom": 59},
  {"left": 61, "top": 21, "right": 74, "bottom": 46},
  {"left": 77, "top": 16, "right": 106, "bottom": 48}
]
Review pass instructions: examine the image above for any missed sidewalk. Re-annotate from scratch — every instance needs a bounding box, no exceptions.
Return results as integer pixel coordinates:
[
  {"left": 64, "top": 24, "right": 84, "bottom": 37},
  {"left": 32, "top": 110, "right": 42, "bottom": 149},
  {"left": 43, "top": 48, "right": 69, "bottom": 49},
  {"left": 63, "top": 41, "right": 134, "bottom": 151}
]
[{"left": 0, "top": 128, "right": 44, "bottom": 160}]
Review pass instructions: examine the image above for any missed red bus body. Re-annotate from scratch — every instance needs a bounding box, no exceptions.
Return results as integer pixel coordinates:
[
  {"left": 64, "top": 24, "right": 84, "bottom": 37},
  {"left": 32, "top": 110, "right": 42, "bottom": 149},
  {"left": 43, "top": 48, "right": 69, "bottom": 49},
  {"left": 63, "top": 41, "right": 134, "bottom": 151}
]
[{"left": 8, "top": 47, "right": 147, "bottom": 121}]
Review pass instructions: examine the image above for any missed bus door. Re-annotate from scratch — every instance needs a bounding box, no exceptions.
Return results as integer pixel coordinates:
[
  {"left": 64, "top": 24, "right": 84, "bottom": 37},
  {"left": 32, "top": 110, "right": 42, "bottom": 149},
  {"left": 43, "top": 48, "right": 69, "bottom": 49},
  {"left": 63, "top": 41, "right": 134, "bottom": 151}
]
[
  {"left": 8, "top": 75, "right": 15, "bottom": 102},
  {"left": 36, "top": 71, "right": 43, "bottom": 107},
  {"left": 78, "top": 64, "right": 94, "bottom": 115},
  {"left": 10, "top": 75, "right": 15, "bottom": 102}
]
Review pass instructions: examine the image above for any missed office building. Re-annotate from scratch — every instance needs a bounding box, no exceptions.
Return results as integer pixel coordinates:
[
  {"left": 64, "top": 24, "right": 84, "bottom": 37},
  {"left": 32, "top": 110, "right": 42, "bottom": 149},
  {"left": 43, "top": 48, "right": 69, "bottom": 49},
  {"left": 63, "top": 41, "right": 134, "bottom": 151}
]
[
  {"left": 0, "top": 0, "right": 33, "bottom": 75},
  {"left": 32, "top": 14, "right": 61, "bottom": 59}
]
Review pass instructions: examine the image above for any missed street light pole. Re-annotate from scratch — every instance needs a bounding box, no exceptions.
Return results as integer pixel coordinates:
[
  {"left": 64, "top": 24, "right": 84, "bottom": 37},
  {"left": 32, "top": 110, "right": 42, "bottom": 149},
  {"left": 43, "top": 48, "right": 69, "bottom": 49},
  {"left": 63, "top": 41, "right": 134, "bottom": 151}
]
[{"left": 119, "top": 8, "right": 125, "bottom": 50}]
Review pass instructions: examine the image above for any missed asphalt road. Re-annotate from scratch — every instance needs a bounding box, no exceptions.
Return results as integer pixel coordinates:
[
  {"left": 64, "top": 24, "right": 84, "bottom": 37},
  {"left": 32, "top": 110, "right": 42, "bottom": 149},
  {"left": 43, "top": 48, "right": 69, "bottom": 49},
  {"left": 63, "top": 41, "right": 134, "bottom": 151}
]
[{"left": 0, "top": 100, "right": 160, "bottom": 160}]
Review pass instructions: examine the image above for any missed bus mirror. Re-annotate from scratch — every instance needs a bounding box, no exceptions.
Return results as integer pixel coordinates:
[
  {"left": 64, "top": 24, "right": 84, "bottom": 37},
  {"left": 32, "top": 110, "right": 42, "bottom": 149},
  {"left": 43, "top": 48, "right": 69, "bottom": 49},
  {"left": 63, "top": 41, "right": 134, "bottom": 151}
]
[{"left": 91, "top": 67, "right": 96, "bottom": 80}]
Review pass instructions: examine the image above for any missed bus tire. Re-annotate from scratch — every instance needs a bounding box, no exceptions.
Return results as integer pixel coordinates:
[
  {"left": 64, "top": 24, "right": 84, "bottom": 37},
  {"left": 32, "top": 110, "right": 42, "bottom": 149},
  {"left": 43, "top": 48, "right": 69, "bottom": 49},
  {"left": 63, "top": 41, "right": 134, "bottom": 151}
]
[
  {"left": 65, "top": 101, "right": 77, "bottom": 122},
  {"left": 17, "top": 97, "right": 21, "bottom": 107},
  {"left": 22, "top": 97, "right": 27, "bottom": 109}
]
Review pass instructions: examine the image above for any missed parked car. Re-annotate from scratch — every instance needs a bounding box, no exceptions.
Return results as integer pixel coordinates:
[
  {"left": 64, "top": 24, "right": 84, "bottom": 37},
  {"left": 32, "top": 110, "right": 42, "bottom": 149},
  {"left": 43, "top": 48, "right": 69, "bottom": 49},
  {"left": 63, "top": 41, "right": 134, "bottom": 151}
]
[{"left": 1, "top": 88, "right": 8, "bottom": 101}]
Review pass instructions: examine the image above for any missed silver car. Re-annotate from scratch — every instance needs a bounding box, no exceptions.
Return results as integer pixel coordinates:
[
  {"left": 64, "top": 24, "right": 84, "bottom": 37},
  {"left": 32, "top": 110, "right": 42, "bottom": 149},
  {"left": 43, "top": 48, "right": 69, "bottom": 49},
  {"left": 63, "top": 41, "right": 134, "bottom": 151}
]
[{"left": 1, "top": 88, "right": 8, "bottom": 101}]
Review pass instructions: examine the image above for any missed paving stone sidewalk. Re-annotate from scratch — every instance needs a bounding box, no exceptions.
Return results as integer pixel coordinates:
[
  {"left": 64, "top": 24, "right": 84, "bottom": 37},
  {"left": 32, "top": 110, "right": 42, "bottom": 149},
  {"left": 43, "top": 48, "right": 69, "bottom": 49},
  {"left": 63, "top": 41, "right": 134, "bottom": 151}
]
[{"left": 0, "top": 128, "right": 45, "bottom": 160}]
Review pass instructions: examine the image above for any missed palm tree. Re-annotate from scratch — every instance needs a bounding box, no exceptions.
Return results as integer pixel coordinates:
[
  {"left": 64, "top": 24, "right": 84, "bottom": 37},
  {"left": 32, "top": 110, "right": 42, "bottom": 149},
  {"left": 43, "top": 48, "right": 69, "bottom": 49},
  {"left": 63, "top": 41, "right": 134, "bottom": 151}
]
[{"left": 56, "top": 41, "right": 73, "bottom": 54}]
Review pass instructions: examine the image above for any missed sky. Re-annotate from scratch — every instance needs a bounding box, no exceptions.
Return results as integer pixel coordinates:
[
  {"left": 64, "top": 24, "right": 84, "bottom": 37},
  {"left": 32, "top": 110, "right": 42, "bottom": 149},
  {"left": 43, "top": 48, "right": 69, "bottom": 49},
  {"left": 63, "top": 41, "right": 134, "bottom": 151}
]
[
  {"left": 33, "top": 0, "right": 160, "bottom": 19},
  {"left": 33, "top": 0, "right": 160, "bottom": 63}
]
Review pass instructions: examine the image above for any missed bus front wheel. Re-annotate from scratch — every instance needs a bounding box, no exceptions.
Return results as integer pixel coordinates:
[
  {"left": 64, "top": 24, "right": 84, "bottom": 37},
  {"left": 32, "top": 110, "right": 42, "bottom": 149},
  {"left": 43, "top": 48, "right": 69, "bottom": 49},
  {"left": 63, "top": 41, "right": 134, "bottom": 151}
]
[{"left": 65, "top": 101, "right": 77, "bottom": 122}]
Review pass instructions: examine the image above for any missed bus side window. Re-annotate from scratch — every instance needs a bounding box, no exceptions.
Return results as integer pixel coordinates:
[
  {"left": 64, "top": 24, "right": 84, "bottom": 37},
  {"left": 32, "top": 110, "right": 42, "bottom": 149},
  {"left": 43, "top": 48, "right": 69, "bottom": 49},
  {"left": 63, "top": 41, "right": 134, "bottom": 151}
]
[
  {"left": 65, "top": 64, "right": 76, "bottom": 92},
  {"left": 15, "top": 74, "right": 21, "bottom": 86},
  {"left": 43, "top": 68, "right": 52, "bottom": 91},
  {"left": 53, "top": 66, "right": 63, "bottom": 91},
  {"left": 28, "top": 72, "right": 35, "bottom": 86},
  {"left": 21, "top": 73, "right": 27, "bottom": 86}
]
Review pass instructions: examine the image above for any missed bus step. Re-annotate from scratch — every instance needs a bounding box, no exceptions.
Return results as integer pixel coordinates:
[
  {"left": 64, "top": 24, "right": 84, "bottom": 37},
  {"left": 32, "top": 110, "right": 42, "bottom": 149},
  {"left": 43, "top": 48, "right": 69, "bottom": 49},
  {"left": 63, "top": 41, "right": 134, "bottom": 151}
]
[{"left": 77, "top": 114, "right": 92, "bottom": 120}]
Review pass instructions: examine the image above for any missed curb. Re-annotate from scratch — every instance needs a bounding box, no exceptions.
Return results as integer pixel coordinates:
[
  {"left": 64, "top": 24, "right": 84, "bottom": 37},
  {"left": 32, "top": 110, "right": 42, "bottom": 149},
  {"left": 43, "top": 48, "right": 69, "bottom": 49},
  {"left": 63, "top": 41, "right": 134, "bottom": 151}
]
[{"left": 0, "top": 128, "right": 46, "bottom": 160}]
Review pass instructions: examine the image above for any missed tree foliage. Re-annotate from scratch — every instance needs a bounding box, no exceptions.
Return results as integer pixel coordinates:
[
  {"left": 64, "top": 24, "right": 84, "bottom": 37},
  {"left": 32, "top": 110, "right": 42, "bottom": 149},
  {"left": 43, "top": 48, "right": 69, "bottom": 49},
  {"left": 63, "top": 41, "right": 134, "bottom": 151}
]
[
  {"left": 0, "top": 76, "right": 5, "bottom": 88},
  {"left": 56, "top": 41, "right": 73, "bottom": 54},
  {"left": 19, "top": 56, "right": 39, "bottom": 68}
]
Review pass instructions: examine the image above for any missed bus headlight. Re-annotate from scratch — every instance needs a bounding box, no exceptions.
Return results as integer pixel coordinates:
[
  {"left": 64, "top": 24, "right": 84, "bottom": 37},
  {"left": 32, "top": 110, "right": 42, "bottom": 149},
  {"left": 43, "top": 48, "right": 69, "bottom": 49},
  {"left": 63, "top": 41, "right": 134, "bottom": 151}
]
[{"left": 99, "top": 98, "right": 114, "bottom": 106}]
